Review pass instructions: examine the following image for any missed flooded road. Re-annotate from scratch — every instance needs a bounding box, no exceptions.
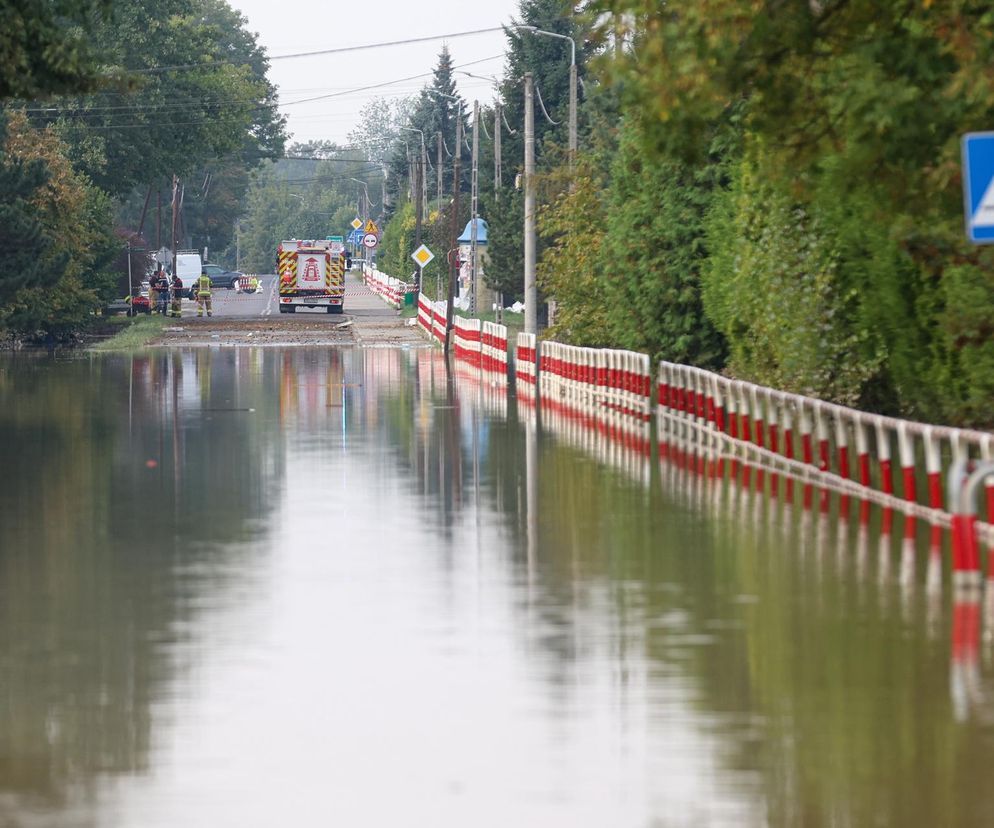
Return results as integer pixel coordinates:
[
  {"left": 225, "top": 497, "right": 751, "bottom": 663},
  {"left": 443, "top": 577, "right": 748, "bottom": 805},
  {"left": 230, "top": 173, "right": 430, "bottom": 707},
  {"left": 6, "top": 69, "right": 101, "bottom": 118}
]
[{"left": 1, "top": 347, "right": 993, "bottom": 827}]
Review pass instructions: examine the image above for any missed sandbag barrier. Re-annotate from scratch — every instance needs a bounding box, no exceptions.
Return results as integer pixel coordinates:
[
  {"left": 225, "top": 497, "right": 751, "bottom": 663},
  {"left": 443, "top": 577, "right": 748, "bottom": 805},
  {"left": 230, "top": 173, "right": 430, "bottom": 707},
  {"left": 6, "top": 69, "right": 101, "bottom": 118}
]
[
  {"left": 658, "top": 361, "right": 994, "bottom": 525},
  {"left": 365, "top": 267, "right": 411, "bottom": 308}
]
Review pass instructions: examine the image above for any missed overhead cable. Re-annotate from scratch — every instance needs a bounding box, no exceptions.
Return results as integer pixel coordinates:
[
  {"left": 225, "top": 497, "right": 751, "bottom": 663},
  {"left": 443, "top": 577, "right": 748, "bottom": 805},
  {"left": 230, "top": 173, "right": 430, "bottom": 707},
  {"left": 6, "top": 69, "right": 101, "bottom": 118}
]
[
  {"left": 501, "top": 109, "right": 517, "bottom": 135},
  {"left": 534, "top": 83, "right": 560, "bottom": 126},
  {"left": 126, "top": 27, "right": 507, "bottom": 75}
]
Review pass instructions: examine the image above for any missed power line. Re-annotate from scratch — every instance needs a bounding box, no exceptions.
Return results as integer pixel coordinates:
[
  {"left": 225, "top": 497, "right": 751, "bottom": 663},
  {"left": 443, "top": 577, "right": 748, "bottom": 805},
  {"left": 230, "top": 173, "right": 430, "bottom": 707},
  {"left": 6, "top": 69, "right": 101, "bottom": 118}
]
[
  {"left": 127, "top": 27, "right": 507, "bottom": 75},
  {"left": 24, "top": 55, "right": 504, "bottom": 129}
]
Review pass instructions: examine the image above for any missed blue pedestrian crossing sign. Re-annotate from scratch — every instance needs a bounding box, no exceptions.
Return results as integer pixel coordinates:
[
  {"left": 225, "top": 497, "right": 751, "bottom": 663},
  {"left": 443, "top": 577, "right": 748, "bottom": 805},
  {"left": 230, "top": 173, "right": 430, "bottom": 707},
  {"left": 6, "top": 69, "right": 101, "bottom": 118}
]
[{"left": 962, "top": 132, "right": 994, "bottom": 243}]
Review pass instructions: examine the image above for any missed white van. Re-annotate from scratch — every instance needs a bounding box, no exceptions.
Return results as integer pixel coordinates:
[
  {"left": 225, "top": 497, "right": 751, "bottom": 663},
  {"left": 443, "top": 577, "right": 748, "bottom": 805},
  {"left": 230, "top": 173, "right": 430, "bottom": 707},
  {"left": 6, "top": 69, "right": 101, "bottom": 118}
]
[{"left": 175, "top": 251, "right": 202, "bottom": 298}]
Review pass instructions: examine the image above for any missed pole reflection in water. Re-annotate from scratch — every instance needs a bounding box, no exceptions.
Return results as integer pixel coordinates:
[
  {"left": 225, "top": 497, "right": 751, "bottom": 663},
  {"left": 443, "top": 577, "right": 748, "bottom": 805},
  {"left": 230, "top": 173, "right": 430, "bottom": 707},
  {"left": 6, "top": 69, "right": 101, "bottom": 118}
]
[{"left": 3, "top": 348, "right": 994, "bottom": 825}]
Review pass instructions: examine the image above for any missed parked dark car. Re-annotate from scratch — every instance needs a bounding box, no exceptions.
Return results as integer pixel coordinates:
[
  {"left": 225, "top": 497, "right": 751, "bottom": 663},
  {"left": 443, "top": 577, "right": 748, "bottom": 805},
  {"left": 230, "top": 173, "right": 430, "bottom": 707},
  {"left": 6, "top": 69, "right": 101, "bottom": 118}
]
[{"left": 203, "top": 263, "right": 243, "bottom": 290}]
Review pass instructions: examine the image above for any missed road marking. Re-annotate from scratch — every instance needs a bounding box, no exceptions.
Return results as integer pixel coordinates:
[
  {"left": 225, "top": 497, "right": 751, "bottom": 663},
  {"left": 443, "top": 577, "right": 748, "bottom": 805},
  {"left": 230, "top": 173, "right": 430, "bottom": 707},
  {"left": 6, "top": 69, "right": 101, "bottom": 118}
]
[{"left": 263, "top": 277, "right": 276, "bottom": 316}]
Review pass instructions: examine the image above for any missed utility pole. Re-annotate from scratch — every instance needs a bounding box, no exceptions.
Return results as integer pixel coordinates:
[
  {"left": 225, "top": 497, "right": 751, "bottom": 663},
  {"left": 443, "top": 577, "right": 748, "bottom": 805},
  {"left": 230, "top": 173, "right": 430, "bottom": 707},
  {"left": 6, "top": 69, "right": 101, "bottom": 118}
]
[
  {"left": 170, "top": 175, "right": 179, "bottom": 277},
  {"left": 421, "top": 138, "right": 429, "bottom": 221},
  {"left": 414, "top": 153, "right": 423, "bottom": 291},
  {"left": 437, "top": 131, "right": 443, "bottom": 208},
  {"left": 470, "top": 99, "right": 480, "bottom": 316},
  {"left": 493, "top": 103, "right": 503, "bottom": 324},
  {"left": 156, "top": 188, "right": 162, "bottom": 251},
  {"left": 494, "top": 101, "right": 502, "bottom": 191},
  {"left": 523, "top": 74, "right": 537, "bottom": 335},
  {"left": 569, "top": 61, "right": 578, "bottom": 170},
  {"left": 444, "top": 105, "right": 462, "bottom": 357}
]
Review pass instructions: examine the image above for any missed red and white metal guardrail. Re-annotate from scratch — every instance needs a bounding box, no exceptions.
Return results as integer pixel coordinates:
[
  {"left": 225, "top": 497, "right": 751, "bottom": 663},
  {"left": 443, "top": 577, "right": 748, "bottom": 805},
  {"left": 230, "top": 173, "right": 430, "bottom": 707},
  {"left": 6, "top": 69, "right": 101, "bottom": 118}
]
[
  {"left": 452, "top": 316, "right": 482, "bottom": 364},
  {"left": 539, "top": 342, "right": 653, "bottom": 422},
  {"left": 515, "top": 332, "right": 538, "bottom": 385},
  {"left": 364, "top": 266, "right": 411, "bottom": 308},
  {"left": 481, "top": 321, "right": 509, "bottom": 373},
  {"left": 658, "top": 361, "right": 994, "bottom": 521},
  {"left": 416, "top": 293, "right": 449, "bottom": 344}
]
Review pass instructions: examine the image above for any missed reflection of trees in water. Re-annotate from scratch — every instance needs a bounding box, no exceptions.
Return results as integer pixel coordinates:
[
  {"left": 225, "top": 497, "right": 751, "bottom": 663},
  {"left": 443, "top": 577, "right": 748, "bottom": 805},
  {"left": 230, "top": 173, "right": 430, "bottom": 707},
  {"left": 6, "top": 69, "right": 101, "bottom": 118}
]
[
  {"left": 0, "top": 351, "right": 285, "bottom": 816},
  {"left": 462, "top": 378, "right": 990, "bottom": 826}
]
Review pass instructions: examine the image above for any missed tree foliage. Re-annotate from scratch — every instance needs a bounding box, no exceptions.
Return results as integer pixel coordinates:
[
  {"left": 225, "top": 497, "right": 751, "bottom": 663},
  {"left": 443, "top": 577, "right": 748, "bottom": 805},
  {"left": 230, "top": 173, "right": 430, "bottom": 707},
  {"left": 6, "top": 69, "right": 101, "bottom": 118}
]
[{"left": 0, "top": 0, "right": 114, "bottom": 100}]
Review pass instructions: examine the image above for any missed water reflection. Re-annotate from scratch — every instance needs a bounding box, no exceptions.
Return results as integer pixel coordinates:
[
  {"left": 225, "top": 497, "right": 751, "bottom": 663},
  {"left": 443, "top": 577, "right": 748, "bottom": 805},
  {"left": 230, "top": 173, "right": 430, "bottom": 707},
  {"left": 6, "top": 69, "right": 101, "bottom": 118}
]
[{"left": 2, "top": 349, "right": 994, "bottom": 825}]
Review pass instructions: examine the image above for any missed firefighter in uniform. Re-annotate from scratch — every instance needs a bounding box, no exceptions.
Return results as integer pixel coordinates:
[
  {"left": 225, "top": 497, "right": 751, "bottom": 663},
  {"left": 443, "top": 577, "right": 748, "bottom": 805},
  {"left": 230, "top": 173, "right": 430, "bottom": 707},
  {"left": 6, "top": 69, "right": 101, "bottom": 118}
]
[
  {"left": 169, "top": 273, "right": 184, "bottom": 318},
  {"left": 155, "top": 270, "right": 170, "bottom": 314},
  {"left": 196, "top": 269, "right": 213, "bottom": 317}
]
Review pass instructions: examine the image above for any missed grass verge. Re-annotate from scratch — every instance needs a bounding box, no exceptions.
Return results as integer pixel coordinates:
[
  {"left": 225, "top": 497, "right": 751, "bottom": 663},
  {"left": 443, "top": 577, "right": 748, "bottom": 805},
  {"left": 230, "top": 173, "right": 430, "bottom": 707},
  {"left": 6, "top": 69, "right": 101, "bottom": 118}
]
[{"left": 90, "top": 315, "right": 168, "bottom": 352}]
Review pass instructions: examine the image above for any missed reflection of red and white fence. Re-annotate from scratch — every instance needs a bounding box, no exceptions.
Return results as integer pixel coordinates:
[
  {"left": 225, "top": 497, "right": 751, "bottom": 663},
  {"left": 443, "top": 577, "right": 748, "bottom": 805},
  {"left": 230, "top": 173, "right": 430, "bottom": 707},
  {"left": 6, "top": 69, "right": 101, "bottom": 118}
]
[
  {"left": 365, "top": 266, "right": 410, "bottom": 308},
  {"left": 541, "top": 388, "right": 651, "bottom": 487},
  {"left": 658, "top": 361, "right": 994, "bottom": 521},
  {"left": 481, "top": 321, "right": 508, "bottom": 373}
]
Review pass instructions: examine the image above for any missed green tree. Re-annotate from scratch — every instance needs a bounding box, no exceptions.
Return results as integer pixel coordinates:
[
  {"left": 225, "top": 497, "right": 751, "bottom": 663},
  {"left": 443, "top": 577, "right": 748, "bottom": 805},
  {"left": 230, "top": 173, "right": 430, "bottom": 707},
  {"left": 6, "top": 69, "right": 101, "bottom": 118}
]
[
  {"left": 601, "top": 113, "right": 727, "bottom": 367},
  {"left": 1, "top": 111, "right": 117, "bottom": 336},
  {"left": 0, "top": 110, "right": 51, "bottom": 307},
  {"left": 0, "top": 0, "right": 114, "bottom": 100}
]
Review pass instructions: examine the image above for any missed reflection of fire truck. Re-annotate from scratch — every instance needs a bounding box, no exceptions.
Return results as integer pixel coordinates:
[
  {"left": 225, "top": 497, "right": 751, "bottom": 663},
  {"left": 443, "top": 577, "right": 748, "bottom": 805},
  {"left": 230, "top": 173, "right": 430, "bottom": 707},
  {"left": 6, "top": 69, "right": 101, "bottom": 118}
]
[{"left": 277, "top": 239, "right": 346, "bottom": 314}]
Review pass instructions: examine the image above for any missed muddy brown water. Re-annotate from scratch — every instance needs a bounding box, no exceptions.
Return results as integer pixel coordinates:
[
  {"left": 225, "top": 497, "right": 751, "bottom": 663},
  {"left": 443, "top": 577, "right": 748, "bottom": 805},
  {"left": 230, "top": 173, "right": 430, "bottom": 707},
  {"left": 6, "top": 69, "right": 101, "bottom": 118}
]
[{"left": 0, "top": 347, "right": 992, "bottom": 827}]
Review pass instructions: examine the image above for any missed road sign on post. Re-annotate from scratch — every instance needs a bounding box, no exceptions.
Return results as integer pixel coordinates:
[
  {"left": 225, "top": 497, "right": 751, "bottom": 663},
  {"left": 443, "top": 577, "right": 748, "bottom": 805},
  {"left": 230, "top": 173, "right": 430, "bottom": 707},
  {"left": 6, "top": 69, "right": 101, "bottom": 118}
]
[
  {"left": 364, "top": 219, "right": 379, "bottom": 235},
  {"left": 411, "top": 244, "right": 434, "bottom": 268},
  {"left": 351, "top": 217, "right": 363, "bottom": 231},
  {"left": 362, "top": 233, "right": 378, "bottom": 249},
  {"left": 962, "top": 132, "right": 994, "bottom": 244}
]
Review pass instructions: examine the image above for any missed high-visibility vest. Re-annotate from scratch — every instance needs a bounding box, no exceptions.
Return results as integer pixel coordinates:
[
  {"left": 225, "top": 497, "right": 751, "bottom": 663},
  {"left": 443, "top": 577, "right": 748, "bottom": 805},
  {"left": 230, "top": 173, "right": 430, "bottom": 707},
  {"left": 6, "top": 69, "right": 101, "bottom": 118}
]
[{"left": 198, "top": 275, "right": 211, "bottom": 295}]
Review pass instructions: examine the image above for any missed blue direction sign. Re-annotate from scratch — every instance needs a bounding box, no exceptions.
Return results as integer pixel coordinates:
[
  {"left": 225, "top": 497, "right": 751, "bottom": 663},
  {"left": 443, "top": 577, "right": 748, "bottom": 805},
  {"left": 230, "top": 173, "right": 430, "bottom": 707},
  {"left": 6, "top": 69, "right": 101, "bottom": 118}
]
[
  {"left": 348, "top": 228, "right": 364, "bottom": 244},
  {"left": 962, "top": 132, "right": 994, "bottom": 244}
]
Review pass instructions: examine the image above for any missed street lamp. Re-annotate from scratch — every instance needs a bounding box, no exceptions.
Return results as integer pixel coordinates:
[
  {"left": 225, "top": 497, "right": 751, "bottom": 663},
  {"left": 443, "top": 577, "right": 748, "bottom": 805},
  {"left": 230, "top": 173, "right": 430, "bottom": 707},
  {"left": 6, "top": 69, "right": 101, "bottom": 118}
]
[{"left": 512, "top": 24, "right": 578, "bottom": 165}]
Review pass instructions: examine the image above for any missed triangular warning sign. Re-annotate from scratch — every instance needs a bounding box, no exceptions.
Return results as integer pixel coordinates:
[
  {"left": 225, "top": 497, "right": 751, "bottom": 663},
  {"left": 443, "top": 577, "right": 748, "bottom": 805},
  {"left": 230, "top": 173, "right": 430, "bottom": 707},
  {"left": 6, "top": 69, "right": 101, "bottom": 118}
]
[
  {"left": 364, "top": 219, "right": 379, "bottom": 235},
  {"left": 973, "top": 175, "right": 994, "bottom": 228}
]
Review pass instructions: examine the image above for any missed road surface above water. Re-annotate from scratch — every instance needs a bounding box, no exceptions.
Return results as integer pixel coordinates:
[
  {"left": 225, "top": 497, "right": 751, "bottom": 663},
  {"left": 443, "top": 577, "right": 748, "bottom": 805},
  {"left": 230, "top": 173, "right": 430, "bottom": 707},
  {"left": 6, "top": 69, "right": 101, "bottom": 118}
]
[
  {"left": 1, "top": 338, "right": 993, "bottom": 826},
  {"left": 148, "top": 270, "right": 424, "bottom": 347}
]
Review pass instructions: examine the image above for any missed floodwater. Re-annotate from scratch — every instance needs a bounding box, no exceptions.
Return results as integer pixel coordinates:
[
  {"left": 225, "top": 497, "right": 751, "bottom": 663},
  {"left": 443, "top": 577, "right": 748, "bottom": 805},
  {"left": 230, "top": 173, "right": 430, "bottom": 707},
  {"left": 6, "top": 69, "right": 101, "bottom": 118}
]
[{"left": 0, "top": 347, "right": 993, "bottom": 827}]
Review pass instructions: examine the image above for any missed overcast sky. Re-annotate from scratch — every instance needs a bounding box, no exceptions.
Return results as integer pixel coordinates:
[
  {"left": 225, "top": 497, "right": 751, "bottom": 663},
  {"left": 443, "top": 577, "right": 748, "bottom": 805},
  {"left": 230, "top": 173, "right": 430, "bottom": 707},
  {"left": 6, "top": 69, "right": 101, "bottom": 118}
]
[{"left": 229, "top": 0, "right": 524, "bottom": 148}]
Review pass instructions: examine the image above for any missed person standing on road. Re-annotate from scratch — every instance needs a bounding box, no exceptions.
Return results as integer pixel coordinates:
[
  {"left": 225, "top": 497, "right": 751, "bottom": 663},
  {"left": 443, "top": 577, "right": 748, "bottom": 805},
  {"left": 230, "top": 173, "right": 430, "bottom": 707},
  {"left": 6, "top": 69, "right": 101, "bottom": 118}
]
[
  {"left": 155, "top": 269, "right": 170, "bottom": 315},
  {"left": 169, "top": 272, "right": 184, "bottom": 318},
  {"left": 196, "top": 269, "right": 213, "bottom": 317}
]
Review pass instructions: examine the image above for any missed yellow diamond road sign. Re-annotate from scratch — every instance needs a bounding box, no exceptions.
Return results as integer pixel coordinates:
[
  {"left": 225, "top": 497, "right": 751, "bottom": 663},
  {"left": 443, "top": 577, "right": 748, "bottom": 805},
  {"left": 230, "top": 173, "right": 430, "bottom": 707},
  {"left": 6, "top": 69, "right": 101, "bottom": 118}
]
[
  {"left": 411, "top": 244, "right": 434, "bottom": 268},
  {"left": 350, "top": 217, "right": 362, "bottom": 230}
]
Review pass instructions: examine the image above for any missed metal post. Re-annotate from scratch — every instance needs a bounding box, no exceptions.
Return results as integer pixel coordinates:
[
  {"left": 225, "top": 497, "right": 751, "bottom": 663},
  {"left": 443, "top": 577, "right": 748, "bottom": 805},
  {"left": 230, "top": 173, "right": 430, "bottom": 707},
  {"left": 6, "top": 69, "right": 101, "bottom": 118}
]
[
  {"left": 523, "top": 73, "right": 537, "bottom": 335},
  {"left": 444, "top": 104, "right": 462, "bottom": 356},
  {"left": 126, "top": 240, "right": 133, "bottom": 301},
  {"left": 470, "top": 99, "right": 479, "bottom": 316}
]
